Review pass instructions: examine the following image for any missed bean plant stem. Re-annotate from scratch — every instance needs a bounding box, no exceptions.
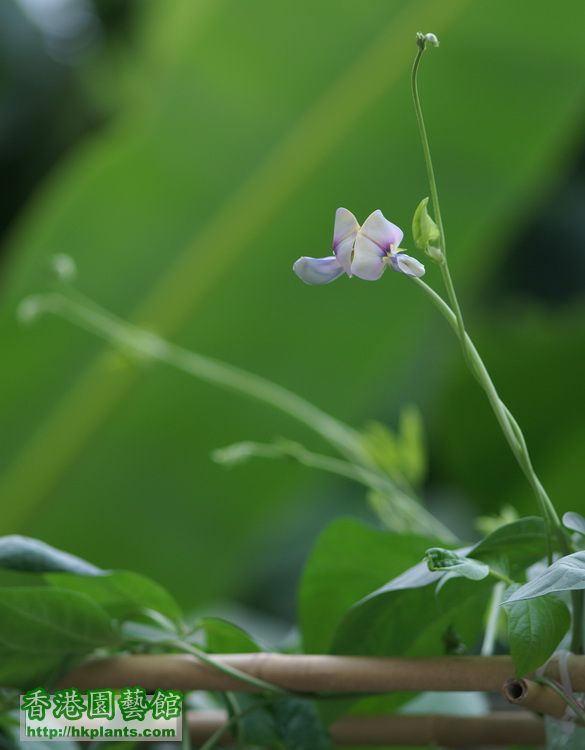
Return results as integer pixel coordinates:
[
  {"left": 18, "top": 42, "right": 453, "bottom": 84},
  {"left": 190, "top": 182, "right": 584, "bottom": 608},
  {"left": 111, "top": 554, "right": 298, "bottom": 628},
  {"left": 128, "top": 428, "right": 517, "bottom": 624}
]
[
  {"left": 535, "top": 676, "right": 585, "bottom": 723},
  {"left": 410, "top": 39, "right": 583, "bottom": 653},
  {"left": 181, "top": 709, "right": 191, "bottom": 750},
  {"left": 481, "top": 583, "right": 505, "bottom": 657},
  {"left": 164, "top": 640, "right": 289, "bottom": 696},
  {"left": 27, "top": 288, "right": 451, "bottom": 540}
]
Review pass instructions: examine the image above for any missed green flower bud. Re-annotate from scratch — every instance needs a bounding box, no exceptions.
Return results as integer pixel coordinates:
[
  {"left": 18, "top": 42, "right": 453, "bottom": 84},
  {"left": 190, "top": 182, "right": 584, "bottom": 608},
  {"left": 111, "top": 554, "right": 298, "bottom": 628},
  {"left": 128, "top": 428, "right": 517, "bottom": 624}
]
[{"left": 412, "top": 197, "right": 440, "bottom": 257}]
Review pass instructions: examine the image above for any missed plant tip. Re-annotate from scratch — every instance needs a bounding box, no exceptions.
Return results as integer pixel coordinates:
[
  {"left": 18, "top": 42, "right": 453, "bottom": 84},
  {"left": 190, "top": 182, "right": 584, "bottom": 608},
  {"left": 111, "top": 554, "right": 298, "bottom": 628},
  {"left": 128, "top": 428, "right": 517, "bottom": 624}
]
[
  {"left": 49, "top": 254, "right": 77, "bottom": 283},
  {"left": 416, "top": 31, "right": 439, "bottom": 49},
  {"left": 16, "top": 296, "right": 43, "bottom": 325}
]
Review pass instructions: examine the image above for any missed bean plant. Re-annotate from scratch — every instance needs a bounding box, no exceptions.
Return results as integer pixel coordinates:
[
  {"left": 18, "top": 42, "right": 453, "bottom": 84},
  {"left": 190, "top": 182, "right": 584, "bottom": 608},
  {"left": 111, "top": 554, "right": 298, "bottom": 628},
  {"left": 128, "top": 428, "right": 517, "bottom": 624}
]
[{"left": 2, "top": 32, "right": 584, "bottom": 750}]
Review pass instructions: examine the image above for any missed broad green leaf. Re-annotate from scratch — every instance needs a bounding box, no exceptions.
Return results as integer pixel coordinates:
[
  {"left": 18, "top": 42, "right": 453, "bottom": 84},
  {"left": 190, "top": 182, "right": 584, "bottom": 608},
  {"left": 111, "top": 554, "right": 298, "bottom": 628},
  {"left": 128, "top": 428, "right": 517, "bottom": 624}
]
[
  {"left": 197, "top": 617, "right": 260, "bottom": 653},
  {"left": 505, "top": 552, "right": 585, "bottom": 602},
  {"left": 468, "top": 517, "right": 548, "bottom": 576},
  {"left": 425, "top": 547, "right": 490, "bottom": 581},
  {"left": 0, "top": 535, "right": 102, "bottom": 575},
  {"left": 505, "top": 594, "right": 570, "bottom": 676},
  {"left": 563, "top": 512, "right": 585, "bottom": 537},
  {"left": 0, "top": 587, "right": 117, "bottom": 655},
  {"left": 1, "top": 1, "right": 584, "bottom": 606},
  {"left": 238, "top": 696, "right": 280, "bottom": 747},
  {"left": 331, "top": 575, "right": 491, "bottom": 657},
  {"left": 298, "top": 518, "right": 440, "bottom": 653},
  {"left": 336, "top": 518, "right": 544, "bottom": 654},
  {"left": 271, "top": 699, "right": 332, "bottom": 750},
  {"left": 45, "top": 570, "right": 182, "bottom": 625},
  {"left": 0, "top": 653, "right": 68, "bottom": 691},
  {"left": 234, "top": 695, "right": 332, "bottom": 749}
]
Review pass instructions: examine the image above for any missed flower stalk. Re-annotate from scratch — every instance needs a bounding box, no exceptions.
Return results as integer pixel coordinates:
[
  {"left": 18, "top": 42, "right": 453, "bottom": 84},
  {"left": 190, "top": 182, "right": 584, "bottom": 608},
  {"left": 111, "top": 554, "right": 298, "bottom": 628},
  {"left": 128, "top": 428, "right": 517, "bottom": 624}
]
[{"left": 410, "top": 33, "right": 583, "bottom": 653}]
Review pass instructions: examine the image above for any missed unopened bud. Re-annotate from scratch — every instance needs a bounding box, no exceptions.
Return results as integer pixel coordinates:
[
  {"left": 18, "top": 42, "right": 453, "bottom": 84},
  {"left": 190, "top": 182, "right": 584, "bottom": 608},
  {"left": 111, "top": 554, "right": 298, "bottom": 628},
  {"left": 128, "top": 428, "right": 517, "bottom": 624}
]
[
  {"left": 416, "top": 31, "right": 440, "bottom": 49},
  {"left": 49, "top": 254, "right": 77, "bottom": 282},
  {"left": 426, "top": 245, "right": 444, "bottom": 264}
]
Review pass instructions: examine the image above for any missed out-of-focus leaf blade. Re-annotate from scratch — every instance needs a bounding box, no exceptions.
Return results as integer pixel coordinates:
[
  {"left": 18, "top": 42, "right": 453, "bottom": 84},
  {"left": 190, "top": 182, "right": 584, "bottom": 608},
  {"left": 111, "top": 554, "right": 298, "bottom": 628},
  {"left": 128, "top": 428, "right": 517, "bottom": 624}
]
[
  {"left": 0, "top": 535, "right": 103, "bottom": 575},
  {"left": 45, "top": 571, "right": 182, "bottom": 625}
]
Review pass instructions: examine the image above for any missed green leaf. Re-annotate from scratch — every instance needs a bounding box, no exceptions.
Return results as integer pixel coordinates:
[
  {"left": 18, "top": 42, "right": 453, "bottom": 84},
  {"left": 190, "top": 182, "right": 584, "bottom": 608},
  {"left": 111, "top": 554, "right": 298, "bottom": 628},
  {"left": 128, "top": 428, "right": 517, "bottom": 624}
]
[
  {"left": 505, "top": 593, "right": 570, "bottom": 676},
  {"left": 0, "top": 536, "right": 102, "bottom": 575},
  {"left": 197, "top": 617, "right": 260, "bottom": 653},
  {"left": 563, "top": 512, "right": 585, "bottom": 537},
  {"left": 469, "top": 517, "right": 548, "bottom": 576},
  {"left": 238, "top": 697, "right": 280, "bottom": 747},
  {"left": 331, "top": 575, "right": 491, "bottom": 658},
  {"left": 45, "top": 570, "right": 182, "bottom": 625},
  {"left": 505, "top": 551, "right": 585, "bottom": 602},
  {"left": 425, "top": 547, "right": 490, "bottom": 581},
  {"left": 0, "top": 653, "right": 68, "bottom": 691},
  {"left": 412, "top": 197, "right": 440, "bottom": 250},
  {"left": 271, "top": 699, "right": 332, "bottom": 750},
  {"left": 0, "top": 587, "right": 118, "bottom": 687},
  {"left": 299, "top": 518, "right": 441, "bottom": 653}
]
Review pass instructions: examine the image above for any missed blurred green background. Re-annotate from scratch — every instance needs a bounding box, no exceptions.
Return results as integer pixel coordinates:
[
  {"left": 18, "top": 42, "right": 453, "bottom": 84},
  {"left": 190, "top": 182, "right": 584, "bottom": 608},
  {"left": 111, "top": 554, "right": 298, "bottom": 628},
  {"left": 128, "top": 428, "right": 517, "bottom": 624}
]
[{"left": 1, "top": 0, "right": 584, "bottom": 629}]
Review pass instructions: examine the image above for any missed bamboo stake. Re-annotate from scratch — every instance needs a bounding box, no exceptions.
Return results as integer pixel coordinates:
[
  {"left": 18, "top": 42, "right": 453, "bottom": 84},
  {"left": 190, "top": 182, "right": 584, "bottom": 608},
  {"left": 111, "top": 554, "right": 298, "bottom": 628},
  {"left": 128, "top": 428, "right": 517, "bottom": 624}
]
[
  {"left": 187, "top": 710, "right": 544, "bottom": 746},
  {"left": 502, "top": 678, "right": 584, "bottom": 725},
  {"left": 59, "top": 653, "right": 585, "bottom": 693}
]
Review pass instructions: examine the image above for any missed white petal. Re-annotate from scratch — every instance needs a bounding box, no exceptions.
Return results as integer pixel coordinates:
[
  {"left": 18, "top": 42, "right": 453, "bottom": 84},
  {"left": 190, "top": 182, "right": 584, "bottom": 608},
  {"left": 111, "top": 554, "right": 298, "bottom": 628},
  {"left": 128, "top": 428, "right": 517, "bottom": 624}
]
[
  {"left": 391, "top": 253, "right": 426, "bottom": 278},
  {"left": 333, "top": 207, "right": 359, "bottom": 246},
  {"left": 360, "top": 210, "right": 403, "bottom": 251},
  {"left": 334, "top": 235, "right": 355, "bottom": 275},
  {"left": 333, "top": 208, "right": 359, "bottom": 274},
  {"left": 293, "top": 256, "right": 344, "bottom": 285},
  {"left": 351, "top": 233, "right": 386, "bottom": 281}
]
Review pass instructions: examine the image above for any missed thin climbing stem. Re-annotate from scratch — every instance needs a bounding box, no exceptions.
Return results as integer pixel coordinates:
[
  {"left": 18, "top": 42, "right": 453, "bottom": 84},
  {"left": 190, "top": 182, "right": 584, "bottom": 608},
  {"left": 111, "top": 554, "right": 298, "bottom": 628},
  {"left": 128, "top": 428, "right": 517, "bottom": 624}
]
[
  {"left": 409, "top": 35, "right": 582, "bottom": 652},
  {"left": 163, "top": 639, "right": 289, "bottom": 695},
  {"left": 481, "top": 583, "right": 505, "bottom": 657},
  {"left": 22, "top": 288, "right": 453, "bottom": 540},
  {"left": 411, "top": 43, "right": 467, "bottom": 357}
]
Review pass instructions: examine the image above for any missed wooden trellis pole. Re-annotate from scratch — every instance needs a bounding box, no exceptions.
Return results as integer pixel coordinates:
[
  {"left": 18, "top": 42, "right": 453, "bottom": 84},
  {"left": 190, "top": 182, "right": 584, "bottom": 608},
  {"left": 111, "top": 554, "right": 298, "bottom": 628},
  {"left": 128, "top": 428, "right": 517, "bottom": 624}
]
[
  {"left": 61, "top": 653, "right": 585, "bottom": 693},
  {"left": 60, "top": 653, "right": 585, "bottom": 747}
]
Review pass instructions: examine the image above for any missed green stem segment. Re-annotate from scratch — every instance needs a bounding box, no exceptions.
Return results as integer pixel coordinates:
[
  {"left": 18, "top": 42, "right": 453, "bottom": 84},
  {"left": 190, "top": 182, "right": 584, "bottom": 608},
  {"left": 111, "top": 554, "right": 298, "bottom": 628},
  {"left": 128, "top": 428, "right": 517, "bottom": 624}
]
[
  {"left": 26, "top": 289, "right": 452, "bottom": 540},
  {"left": 410, "top": 37, "right": 583, "bottom": 653},
  {"left": 164, "top": 640, "right": 288, "bottom": 696},
  {"left": 413, "top": 278, "right": 563, "bottom": 550}
]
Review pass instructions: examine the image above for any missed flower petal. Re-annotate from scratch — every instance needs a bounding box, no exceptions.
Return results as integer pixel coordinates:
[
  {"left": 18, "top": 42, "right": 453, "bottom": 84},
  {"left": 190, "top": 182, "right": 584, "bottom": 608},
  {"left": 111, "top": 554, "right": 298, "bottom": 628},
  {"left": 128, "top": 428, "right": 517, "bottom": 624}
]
[
  {"left": 333, "top": 207, "right": 359, "bottom": 274},
  {"left": 293, "top": 256, "right": 344, "bottom": 285},
  {"left": 351, "top": 233, "right": 386, "bottom": 281},
  {"left": 390, "top": 252, "right": 426, "bottom": 277},
  {"left": 360, "top": 210, "right": 403, "bottom": 251}
]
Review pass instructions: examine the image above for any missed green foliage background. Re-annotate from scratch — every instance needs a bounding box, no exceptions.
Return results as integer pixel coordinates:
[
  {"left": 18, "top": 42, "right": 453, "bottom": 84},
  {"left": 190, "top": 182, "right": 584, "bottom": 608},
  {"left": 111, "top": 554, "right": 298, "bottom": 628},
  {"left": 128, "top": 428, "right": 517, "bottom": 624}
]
[{"left": 1, "top": 0, "right": 584, "bottom": 619}]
